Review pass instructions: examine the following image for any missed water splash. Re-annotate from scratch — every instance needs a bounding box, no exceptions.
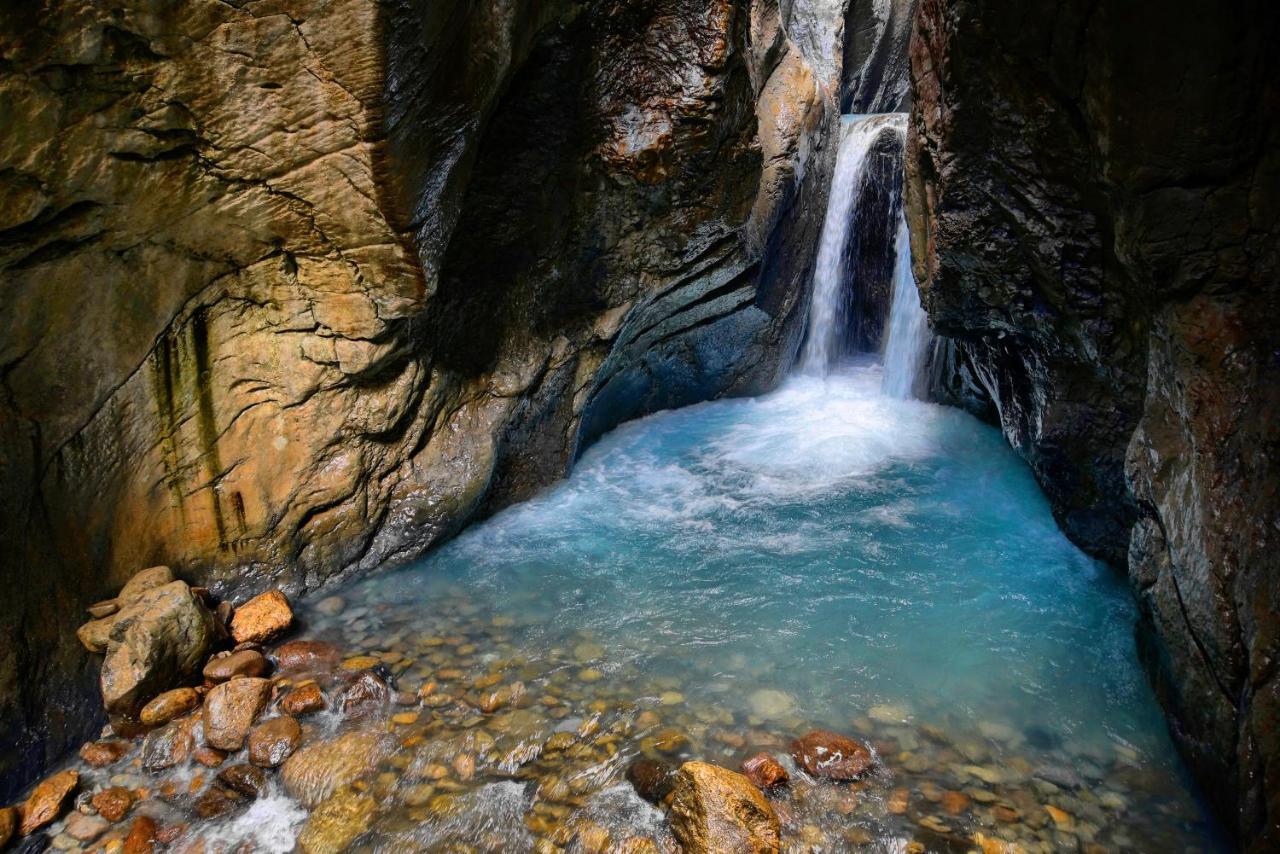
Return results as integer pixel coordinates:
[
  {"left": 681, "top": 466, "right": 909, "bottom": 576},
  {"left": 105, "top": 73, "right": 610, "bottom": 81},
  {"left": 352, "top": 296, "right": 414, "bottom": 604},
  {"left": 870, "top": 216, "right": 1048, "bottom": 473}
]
[
  {"left": 799, "top": 113, "right": 907, "bottom": 373},
  {"left": 881, "top": 214, "right": 931, "bottom": 398}
]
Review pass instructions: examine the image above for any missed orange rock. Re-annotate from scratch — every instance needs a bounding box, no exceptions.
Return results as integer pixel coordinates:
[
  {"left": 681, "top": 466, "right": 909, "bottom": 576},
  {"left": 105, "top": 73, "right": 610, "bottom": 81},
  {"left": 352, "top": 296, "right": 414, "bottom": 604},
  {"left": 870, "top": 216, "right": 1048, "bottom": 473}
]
[
  {"left": 19, "top": 769, "right": 78, "bottom": 834},
  {"left": 740, "top": 753, "right": 789, "bottom": 790},
  {"left": 193, "top": 746, "right": 228, "bottom": 768},
  {"left": 139, "top": 687, "right": 201, "bottom": 726},
  {"left": 92, "top": 787, "right": 136, "bottom": 822},
  {"left": 669, "top": 762, "right": 779, "bottom": 853},
  {"left": 887, "top": 788, "right": 910, "bottom": 815},
  {"left": 230, "top": 590, "right": 294, "bottom": 644},
  {"left": 80, "top": 740, "right": 131, "bottom": 767},
  {"left": 202, "top": 677, "right": 272, "bottom": 751},
  {"left": 124, "top": 815, "right": 158, "bottom": 854},
  {"left": 273, "top": 640, "right": 340, "bottom": 673},
  {"left": 1044, "top": 804, "right": 1073, "bottom": 829},
  {"left": 0, "top": 807, "right": 14, "bottom": 849},
  {"left": 790, "top": 730, "right": 874, "bottom": 780},
  {"left": 247, "top": 716, "right": 303, "bottom": 767},
  {"left": 280, "top": 682, "right": 326, "bottom": 715},
  {"left": 942, "top": 790, "right": 971, "bottom": 815}
]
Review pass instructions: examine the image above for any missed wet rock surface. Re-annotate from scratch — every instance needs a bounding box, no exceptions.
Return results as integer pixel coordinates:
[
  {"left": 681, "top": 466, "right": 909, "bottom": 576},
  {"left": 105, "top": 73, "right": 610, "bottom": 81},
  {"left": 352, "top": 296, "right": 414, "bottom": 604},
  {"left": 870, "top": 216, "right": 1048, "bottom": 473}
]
[
  {"left": 906, "top": 0, "right": 1280, "bottom": 844},
  {"left": 0, "top": 0, "right": 841, "bottom": 799},
  {"left": 201, "top": 678, "right": 271, "bottom": 752},
  {"left": 791, "top": 730, "right": 875, "bottom": 780},
  {"left": 670, "top": 761, "right": 781, "bottom": 853}
]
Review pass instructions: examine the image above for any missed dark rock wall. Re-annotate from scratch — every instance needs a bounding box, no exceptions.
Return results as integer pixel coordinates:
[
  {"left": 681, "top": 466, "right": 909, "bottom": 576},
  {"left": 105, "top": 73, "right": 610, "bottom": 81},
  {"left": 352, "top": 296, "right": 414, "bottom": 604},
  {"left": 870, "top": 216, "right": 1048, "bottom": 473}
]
[
  {"left": 906, "top": 0, "right": 1280, "bottom": 845},
  {"left": 841, "top": 0, "right": 915, "bottom": 112},
  {"left": 0, "top": 0, "right": 854, "bottom": 799}
]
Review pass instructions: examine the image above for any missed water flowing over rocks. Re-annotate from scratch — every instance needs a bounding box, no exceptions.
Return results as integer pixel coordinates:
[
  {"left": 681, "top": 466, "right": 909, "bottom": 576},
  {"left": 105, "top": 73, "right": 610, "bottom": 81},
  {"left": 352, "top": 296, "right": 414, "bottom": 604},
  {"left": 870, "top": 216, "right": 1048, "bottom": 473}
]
[
  {"left": 906, "top": 0, "right": 1280, "bottom": 843},
  {"left": 0, "top": 0, "right": 850, "bottom": 795}
]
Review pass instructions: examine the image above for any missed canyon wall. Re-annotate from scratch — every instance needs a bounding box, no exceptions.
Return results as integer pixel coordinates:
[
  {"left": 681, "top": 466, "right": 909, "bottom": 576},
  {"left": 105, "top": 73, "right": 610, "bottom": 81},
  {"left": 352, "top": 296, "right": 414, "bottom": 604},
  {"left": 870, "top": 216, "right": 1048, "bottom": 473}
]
[
  {"left": 906, "top": 0, "right": 1279, "bottom": 846},
  {"left": 0, "top": 0, "right": 860, "bottom": 799}
]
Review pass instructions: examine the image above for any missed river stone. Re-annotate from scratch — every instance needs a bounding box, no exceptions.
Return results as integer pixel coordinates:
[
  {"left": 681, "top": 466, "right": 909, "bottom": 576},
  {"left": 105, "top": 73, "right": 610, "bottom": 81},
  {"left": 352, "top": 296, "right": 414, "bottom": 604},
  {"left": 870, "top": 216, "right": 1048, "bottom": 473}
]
[
  {"left": 280, "top": 682, "right": 326, "bottom": 716},
  {"left": 741, "top": 753, "right": 789, "bottom": 790},
  {"left": 790, "top": 730, "right": 874, "bottom": 780},
  {"left": 19, "top": 770, "right": 78, "bottom": 835},
  {"left": 748, "top": 689, "right": 795, "bottom": 720},
  {"left": 203, "top": 677, "right": 272, "bottom": 751},
  {"left": 91, "top": 787, "right": 134, "bottom": 822},
  {"left": 123, "top": 815, "right": 157, "bottom": 854},
  {"left": 273, "top": 640, "right": 341, "bottom": 673},
  {"left": 230, "top": 590, "right": 294, "bottom": 644},
  {"left": 335, "top": 670, "right": 390, "bottom": 719},
  {"left": 670, "top": 762, "right": 780, "bottom": 853},
  {"left": 141, "top": 717, "right": 196, "bottom": 771},
  {"left": 248, "top": 716, "right": 302, "bottom": 767},
  {"left": 120, "top": 566, "right": 175, "bottom": 602},
  {"left": 627, "top": 758, "right": 674, "bottom": 804},
  {"left": 297, "top": 790, "right": 376, "bottom": 854},
  {"left": 100, "top": 581, "right": 218, "bottom": 716},
  {"left": 203, "top": 650, "right": 268, "bottom": 683},
  {"left": 139, "top": 688, "right": 200, "bottom": 726},
  {"left": 79, "top": 740, "right": 130, "bottom": 767},
  {"left": 64, "top": 811, "right": 109, "bottom": 842},
  {"left": 87, "top": 600, "right": 120, "bottom": 619},
  {"left": 282, "top": 731, "right": 388, "bottom": 807},
  {"left": 218, "top": 764, "right": 268, "bottom": 798}
]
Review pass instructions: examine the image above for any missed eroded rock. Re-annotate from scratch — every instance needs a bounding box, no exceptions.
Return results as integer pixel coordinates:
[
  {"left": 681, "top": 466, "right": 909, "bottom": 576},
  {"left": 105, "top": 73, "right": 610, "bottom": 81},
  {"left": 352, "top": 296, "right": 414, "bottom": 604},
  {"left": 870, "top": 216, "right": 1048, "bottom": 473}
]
[{"left": 100, "top": 581, "right": 217, "bottom": 717}]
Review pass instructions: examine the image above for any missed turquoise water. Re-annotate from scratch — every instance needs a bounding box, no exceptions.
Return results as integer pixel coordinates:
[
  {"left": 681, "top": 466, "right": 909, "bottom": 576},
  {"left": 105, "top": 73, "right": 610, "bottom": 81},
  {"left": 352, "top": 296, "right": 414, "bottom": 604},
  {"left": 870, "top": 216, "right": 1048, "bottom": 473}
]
[{"left": 318, "top": 361, "right": 1218, "bottom": 849}]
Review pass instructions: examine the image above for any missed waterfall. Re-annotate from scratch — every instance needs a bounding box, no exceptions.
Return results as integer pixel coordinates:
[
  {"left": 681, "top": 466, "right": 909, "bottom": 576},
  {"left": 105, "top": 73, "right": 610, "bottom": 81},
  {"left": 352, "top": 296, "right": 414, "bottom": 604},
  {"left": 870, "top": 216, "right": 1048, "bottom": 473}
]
[
  {"left": 799, "top": 113, "right": 906, "bottom": 374},
  {"left": 881, "top": 213, "right": 931, "bottom": 398}
]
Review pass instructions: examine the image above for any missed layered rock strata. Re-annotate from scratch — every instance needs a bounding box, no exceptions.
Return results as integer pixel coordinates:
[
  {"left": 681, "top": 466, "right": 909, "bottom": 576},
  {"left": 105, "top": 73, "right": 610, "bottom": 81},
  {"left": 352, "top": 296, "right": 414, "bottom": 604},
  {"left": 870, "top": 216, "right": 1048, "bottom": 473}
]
[
  {"left": 0, "top": 0, "right": 855, "bottom": 798},
  {"left": 906, "top": 0, "right": 1280, "bottom": 845}
]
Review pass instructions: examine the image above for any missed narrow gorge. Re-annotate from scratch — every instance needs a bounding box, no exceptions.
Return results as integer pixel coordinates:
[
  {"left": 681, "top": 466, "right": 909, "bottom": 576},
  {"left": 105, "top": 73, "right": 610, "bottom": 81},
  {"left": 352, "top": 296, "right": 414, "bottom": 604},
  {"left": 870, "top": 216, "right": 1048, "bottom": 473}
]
[{"left": 0, "top": 1, "right": 1275, "bottom": 852}]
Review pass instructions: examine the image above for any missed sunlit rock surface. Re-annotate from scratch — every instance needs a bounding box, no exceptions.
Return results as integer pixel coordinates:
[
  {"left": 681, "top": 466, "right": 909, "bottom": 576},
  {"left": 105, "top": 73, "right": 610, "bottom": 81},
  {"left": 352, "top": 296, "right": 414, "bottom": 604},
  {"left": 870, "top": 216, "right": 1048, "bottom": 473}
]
[
  {"left": 0, "top": 0, "right": 853, "bottom": 797},
  {"left": 905, "top": 0, "right": 1280, "bottom": 844}
]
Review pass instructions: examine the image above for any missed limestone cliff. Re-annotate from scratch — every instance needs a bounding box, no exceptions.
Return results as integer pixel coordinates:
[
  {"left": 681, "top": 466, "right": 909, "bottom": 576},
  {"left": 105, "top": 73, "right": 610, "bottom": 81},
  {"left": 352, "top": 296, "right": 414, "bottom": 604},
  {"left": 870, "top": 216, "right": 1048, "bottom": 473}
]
[
  {"left": 906, "top": 0, "right": 1280, "bottom": 845},
  {"left": 0, "top": 0, "right": 851, "bottom": 798}
]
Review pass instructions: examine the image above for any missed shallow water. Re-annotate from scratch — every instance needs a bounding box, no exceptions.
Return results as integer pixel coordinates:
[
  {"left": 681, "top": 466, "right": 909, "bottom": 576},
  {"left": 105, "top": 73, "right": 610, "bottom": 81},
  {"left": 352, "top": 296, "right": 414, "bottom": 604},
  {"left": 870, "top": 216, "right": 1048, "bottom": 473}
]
[
  {"left": 46, "top": 363, "right": 1223, "bottom": 853},
  {"left": 293, "top": 362, "right": 1218, "bottom": 850}
]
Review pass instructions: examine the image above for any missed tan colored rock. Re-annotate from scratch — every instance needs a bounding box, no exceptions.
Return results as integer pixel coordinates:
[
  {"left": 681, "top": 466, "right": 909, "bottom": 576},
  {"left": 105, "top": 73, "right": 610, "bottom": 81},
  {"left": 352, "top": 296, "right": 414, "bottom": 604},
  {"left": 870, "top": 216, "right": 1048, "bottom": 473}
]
[
  {"left": 139, "top": 687, "right": 201, "bottom": 726},
  {"left": 247, "top": 715, "right": 302, "bottom": 767},
  {"left": 87, "top": 600, "right": 120, "bottom": 619},
  {"left": 18, "top": 769, "right": 78, "bottom": 835},
  {"left": 64, "top": 811, "right": 110, "bottom": 842},
  {"left": 203, "top": 677, "right": 272, "bottom": 751},
  {"left": 280, "top": 682, "right": 326, "bottom": 716},
  {"left": 282, "top": 731, "right": 388, "bottom": 807},
  {"left": 789, "top": 730, "right": 874, "bottom": 780},
  {"left": 669, "top": 761, "right": 779, "bottom": 854},
  {"left": 119, "top": 566, "right": 175, "bottom": 604},
  {"left": 230, "top": 590, "right": 293, "bottom": 644},
  {"left": 273, "top": 640, "right": 340, "bottom": 673},
  {"left": 100, "top": 581, "right": 218, "bottom": 716},
  {"left": 92, "top": 787, "right": 135, "bottom": 823},
  {"left": 297, "top": 790, "right": 376, "bottom": 854}
]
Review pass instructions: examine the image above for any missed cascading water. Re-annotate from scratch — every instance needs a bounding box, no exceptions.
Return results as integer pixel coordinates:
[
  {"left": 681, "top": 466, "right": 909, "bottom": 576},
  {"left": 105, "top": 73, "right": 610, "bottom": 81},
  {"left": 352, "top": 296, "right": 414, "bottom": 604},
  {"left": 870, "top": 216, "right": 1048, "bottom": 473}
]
[
  {"left": 880, "top": 213, "right": 931, "bottom": 398},
  {"left": 799, "top": 113, "right": 907, "bottom": 373}
]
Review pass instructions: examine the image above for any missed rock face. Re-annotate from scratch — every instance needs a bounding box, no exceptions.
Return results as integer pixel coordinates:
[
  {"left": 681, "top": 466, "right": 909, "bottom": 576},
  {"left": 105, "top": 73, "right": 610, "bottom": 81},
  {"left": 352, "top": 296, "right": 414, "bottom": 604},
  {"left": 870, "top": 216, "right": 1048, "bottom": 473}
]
[
  {"left": 99, "top": 581, "right": 217, "bottom": 717},
  {"left": 906, "top": 0, "right": 1280, "bottom": 845},
  {"left": 0, "top": 0, "right": 852, "bottom": 798},
  {"left": 669, "top": 761, "right": 780, "bottom": 854}
]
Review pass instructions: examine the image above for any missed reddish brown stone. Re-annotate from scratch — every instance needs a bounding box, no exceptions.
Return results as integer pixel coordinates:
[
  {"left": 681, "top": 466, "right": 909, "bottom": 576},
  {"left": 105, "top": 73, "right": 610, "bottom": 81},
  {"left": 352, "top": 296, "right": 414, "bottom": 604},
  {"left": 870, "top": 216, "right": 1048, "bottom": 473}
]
[
  {"left": 202, "top": 650, "right": 268, "bottom": 683},
  {"left": 155, "top": 823, "right": 188, "bottom": 844},
  {"left": 18, "top": 769, "right": 78, "bottom": 834},
  {"left": 203, "top": 677, "right": 272, "bottom": 751},
  {"left": 218, "top": 764, "right": 268, "bottom": 798},
  {"left": 193, "top": 746, "right": 228, "bottom": 768},
  {"left": 124, "top": 815, "right": 158, "bottom": 854},
  {"left": 139, "top": 687, "right": 201, "bottom": 726},
  {"left": 247, "top": 716, "right": 302, "bottom": 767},
  {"left": 740, "top": 752, "right": 789, "bottom": 790},
  {"left": 335, "top": 670, "right": 390, "bottom": 719},
  {"left": 230, "top": 590, "right": 294, "bottom": 644},
  {"left": 280, "top": 682, "right": 326, "bottom": 716},
  {"left": 92, "top": 787, "right": 136, "bottom": 822},
  {"left": 789, "top": 730, "right": 874, "bottom": 780},
  {"left": 273, "top": 640, "right": 341, "bottom": 673},
  {"left": 942, "top": 790, "right": 971, "bottom": 815},
  {"left": 80, "top": 739, "right": 131, "bottom": 767}
]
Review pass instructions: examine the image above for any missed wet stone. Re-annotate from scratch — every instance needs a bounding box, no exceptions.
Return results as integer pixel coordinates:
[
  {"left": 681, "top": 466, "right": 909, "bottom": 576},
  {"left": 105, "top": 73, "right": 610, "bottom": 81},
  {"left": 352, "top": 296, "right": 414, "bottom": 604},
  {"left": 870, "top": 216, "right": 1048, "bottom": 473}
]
[
  {"left": 627, "top": 758, "right": 674, "bottom": 804},
  {"left": 247, "top": 716, "right": 302, "bottom": 767},
  {"left": 670, "top": 761, "right": 780, "bottom": 854},
  {"left": 139, "top": 688, "right": 200, "bottom": 726},
  {"left": 202, "top": 677, "right": 272, "bottom": 751},
  {"left": 0, "top": 808, "right": 13, "bottom": 850},
  {"left": 741, "top": 753, "right": 790, "bottom": 790},
  {"left": 80, "top": 740, "right": 131, "bottom": 768},
  {"left": 218, "top": 764, "right": 268, "bottom": 798},
  {"left": 64, "top": 812, "right": 109, "bottom": 842},
  {"left": 91, "top": 788, "right": 134, "bottom": 822},
  {"left": 280, "top": 682, "right": 326, "bottom": 716},
  {"left": 230, "top": 590, "right": 294, "bottom": 644},
  {"left": 20, "top": 770, "right": 79, "bottom": 835},
  {"left": 335, "top": 670, "right": 390, "bottom": 719},
  {"left": 273, "top": 640, "right": 341, "bottom": 673},
  {"left": 790, "top": 730, "right": 874, "bottom": 780},
  {"left": 202, "top": 650, "right": 267, "bottom": 683},
  {"left": 193, "top": 747, "right": 227, "bottom": 768},
  {"left": 194, "top": 787, "right": 243, "bottom": 819}
]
